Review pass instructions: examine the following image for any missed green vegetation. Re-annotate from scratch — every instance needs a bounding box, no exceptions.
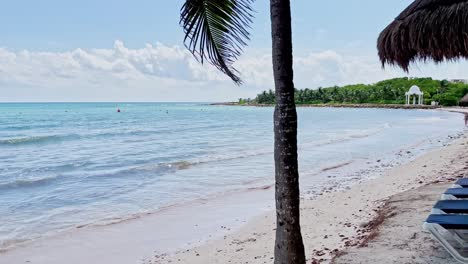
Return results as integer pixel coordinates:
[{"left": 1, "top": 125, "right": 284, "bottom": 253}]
[
  {"left": 251, "top": 77, "right": 468, "bottom": 106},
  {"left": 238, "top": 98, "right": 252, "bottom": 105}
]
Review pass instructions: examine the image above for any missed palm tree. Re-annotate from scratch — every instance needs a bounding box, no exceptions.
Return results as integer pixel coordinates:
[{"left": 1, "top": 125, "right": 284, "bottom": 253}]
[{"left": 179, "top": 0, "right": 306, "bottom": 263}]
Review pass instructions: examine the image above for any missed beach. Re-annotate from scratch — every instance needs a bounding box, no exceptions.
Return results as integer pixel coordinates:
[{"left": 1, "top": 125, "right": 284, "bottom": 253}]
[
  {"left": 4, "top": 0, "right": 468, "bottom": 262},
  {"left": 152, "top": 123, "right": 467, "bottom": 264},
  {"left": 0, "top": 106, "right": 466, "bottom": 264}
]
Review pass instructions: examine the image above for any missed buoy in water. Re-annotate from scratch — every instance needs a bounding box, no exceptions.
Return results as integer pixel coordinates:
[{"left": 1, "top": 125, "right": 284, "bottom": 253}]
[{"left": 117, "top": 108, "right": 121, "bottom": 113}]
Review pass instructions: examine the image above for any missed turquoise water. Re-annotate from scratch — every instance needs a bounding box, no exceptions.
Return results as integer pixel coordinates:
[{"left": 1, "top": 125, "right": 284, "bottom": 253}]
[{"left": 0, "top": 103, "right": 464, "bottom": 250}]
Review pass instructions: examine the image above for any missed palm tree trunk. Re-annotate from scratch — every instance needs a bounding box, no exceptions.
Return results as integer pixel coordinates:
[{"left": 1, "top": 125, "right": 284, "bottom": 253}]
[{"left": 270, "top": 0, "right": 306, "bottom": 263}]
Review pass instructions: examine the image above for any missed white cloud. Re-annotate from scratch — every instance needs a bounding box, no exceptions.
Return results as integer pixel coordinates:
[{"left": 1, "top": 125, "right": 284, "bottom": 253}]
[{"left": 0, "top": 40, "right": 468, "bottom": 102}]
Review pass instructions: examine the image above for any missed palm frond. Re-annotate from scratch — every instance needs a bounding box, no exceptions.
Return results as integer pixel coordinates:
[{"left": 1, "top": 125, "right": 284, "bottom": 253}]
[{"left": 180, "top": 0, "right": 254, "bottom": 84}]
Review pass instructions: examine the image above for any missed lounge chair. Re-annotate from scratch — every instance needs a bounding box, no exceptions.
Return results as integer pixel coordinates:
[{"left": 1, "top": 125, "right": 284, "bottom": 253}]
[
  {"left": 442, "top": 188, "right": 468, "bottom": 200},
  {"left": 424, "top": 184, "right": 468, "bottom": 263},
  {"left": 432, "top": 200, "right": 468, "bottom": 214},
  {"left": 430, "top": 200, "right": 468, "bottom": 246},
  {"left": 454, "top": 179, "right": 468, "bottom": 188},
  {"left": 424, "top": 215, "right": 468, "bottom": 263}
]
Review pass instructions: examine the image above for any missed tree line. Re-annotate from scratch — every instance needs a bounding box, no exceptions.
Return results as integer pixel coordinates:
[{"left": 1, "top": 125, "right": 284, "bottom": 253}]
[{"left": 244, "top": 77, "right": 468, "bottom": 106}]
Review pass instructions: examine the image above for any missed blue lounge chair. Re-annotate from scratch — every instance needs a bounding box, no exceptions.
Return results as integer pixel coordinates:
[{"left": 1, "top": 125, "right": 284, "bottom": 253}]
[
  {"left": 443, "top": 188, "right": 468, "bottom": 200},
  {"left": 424, "top": 214, "right": 468, "bottom": 263},
  {"left": 455, "top": 179, "right": 468, "bottom": 188},
  {"left": 432, "top": 200, "right": 468, "bottom": 214},
  {"left": 431, "top": 200, "right": 468, "bottom": 243},
  {"left": 426, "top": 215, "right": 468, "bottom": 230},
  {"left": 424, "top": 183, "right": 468, "bottom": 263}
]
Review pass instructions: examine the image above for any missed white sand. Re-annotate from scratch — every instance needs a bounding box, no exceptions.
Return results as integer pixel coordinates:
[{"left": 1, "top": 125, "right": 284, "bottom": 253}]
[
  {"left": 1, "top": 108, "right": 466, "bottom": 264},
  {"left": 333, "top": 183, "right": 463, "bottom": 264}
]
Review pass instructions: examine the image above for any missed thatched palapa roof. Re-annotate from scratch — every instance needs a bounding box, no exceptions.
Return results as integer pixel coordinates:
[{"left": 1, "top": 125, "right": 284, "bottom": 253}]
[
  {"left": 378, "top": 0, "right": 468, "bottom": 71},
  {"left": 460, "top": 93, "right": 468, "bottom": 106}
]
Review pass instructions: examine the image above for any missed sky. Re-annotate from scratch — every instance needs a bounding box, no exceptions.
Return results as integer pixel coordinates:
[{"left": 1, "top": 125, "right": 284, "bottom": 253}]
[{"left": 1, "top": 0, "right": 468, "bottom": 102}]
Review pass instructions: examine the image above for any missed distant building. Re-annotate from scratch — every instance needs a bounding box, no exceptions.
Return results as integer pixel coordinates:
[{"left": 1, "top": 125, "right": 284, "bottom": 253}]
[
  {"left": 450, "top": 79, "right": 468, "bottom": 84},
  {"left": 405, "top": 85, "right": 424, "bottom": 105}
]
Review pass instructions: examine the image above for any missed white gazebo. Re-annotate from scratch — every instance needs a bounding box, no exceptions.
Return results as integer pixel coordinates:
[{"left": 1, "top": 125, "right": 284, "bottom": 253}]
[{"left": 405, "top": 85, "right": 424, "bottom": 105}]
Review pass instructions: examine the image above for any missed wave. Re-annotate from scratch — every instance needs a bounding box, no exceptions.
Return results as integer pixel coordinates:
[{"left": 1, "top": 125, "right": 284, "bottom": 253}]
[
  {"left": 84, "top": 161, "right": 195, "bottom": 180},
  {"left": 124, "top": 149, "right": 275, "bottom": 176},
  {"left": 409, "top": 117, "right": 443, "bottom": 123},
  {"left": 0, "top": 135, "right": 79, "bottom": 146},
  {"left": 0, "top": 175, "right": 60, "bottom": 190},
  {"left": 304, "top": 124, "right": 389, "bottom": 149},
  {"left": 88, "top": 125, "right": 390, "bottom": 180},
  {"left": 0, "top": 130, "right": 160, "bottom": 146},
  {"left": 321, "top": 161, "right": 353, "bottom": 172},
  {"left": 0, "top": 151, "right": 272, "bottom": 190},
  {"left": 0, "top": 136, "right": 55, "bottom": 145},
  {"left": 87, "top": 150, "right": 273, "bottom": 180},
  {"left": 0, "top": 238, "right": 32, "bottom": 253},
  {"left": 63, "top": 159, "right": 360, "bottom": 232},
  {"left": 2, "top": 123, "right": 60, "bottom": 131},
  {"left": 1, "top": 121, "right": 388, "bottom": 148},
  {"left": 130, "top": 161, "right": 194, "bottom": 172},
  {"left": 347, "top": 123, "right": 390, "bottom": 139}
]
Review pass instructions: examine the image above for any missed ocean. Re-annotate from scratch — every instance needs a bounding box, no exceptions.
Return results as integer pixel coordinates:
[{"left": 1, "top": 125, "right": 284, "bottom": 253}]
[{"left": 0, "top": 103, "right": 465, "bottom": 251}]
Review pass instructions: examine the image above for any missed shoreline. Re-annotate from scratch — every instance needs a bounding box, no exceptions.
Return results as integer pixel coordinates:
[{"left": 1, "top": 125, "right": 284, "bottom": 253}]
[
  {"left": 150, "top": 130, "right": 467, "bottom": 264},
  {"left": 211, "top": 102, "right": 443, "bottom": 109},
  {"left": 0, "top": 110, "right": 466, "bottom": 264}
]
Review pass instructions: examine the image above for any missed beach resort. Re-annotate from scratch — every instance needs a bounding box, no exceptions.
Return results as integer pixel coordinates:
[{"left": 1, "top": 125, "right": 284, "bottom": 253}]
[{"left": 3, "top": 0, "right": 468, "bottom": 264}]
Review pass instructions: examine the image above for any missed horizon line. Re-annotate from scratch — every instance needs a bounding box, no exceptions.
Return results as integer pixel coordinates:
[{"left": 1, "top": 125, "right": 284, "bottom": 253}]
[{"left": 0, "top": 101, "right": 225, "bottom": 104}]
